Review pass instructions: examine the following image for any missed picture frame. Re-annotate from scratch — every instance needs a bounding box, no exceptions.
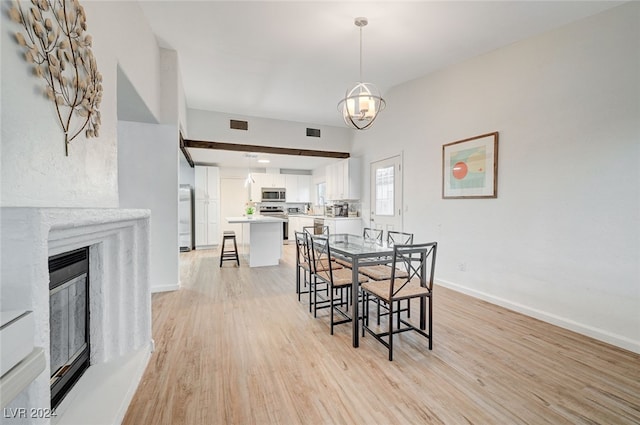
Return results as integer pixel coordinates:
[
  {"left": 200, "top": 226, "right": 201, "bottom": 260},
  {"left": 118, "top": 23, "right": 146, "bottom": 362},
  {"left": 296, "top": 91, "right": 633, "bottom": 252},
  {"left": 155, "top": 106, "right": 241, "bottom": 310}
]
[{"left": 442, "top": 131, "right": 499, "bottom": 199}]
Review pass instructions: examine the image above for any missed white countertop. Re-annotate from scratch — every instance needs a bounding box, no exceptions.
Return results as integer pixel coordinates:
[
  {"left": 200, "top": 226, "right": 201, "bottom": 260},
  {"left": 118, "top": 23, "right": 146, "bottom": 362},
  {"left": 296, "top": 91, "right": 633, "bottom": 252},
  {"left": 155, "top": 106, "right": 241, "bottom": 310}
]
[
  {"left": 289, "top": 214, "right": 361, "bottom": 220},
  {"left": 226, "top": 215, "right": 286, "bottom": 224}
]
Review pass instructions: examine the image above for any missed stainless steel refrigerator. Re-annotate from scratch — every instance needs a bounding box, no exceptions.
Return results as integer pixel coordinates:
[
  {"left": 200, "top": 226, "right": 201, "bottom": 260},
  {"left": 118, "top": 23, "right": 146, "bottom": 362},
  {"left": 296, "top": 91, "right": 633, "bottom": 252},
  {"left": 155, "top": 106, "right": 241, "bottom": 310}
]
[{"left": 179, "top": 185, "right": 194, "bottom": 251}]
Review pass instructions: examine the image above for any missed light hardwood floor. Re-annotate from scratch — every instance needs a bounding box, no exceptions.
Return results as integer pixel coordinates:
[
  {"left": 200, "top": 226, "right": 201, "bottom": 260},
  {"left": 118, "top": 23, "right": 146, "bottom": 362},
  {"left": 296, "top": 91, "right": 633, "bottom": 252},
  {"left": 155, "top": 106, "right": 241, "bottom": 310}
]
[{"left": 123, "top": 245, "right": 640, "bottom": 424}]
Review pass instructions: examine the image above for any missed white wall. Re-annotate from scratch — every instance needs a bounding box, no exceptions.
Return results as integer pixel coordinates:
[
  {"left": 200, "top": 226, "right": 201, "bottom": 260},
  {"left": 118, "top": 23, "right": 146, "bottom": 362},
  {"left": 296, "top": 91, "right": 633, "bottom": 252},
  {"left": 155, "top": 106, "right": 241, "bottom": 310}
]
[
  {"left": 1, "top": 1, "right": 120, "bottom": 207},
  {"left": 187, "top": 109, "right": 353, "bottom": 153},
  {"left": 353, "top": 3, "right": 640, "bottom": 352},
  {"left": 179, "top": 153, "right": 195, "bottom": 187},
  {"left": 86, "top": 2, "right": 162, "bottom": 122},
  {"left": 118, "top": 121, "right": 180, "bottom": 293}
]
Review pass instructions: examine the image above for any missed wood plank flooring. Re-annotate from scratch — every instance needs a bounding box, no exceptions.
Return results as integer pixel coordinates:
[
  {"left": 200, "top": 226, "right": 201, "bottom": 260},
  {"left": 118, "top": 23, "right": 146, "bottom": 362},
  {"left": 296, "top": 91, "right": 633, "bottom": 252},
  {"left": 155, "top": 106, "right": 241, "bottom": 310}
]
[{"left": 123, "top": 245, "right": 640, "bottom": 424}]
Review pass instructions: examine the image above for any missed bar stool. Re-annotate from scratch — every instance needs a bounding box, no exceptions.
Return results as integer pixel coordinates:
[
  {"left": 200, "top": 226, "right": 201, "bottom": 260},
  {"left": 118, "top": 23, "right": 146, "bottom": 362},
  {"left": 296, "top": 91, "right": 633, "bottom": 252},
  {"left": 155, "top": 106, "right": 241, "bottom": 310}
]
[{"left": 220, "top": 230, "right": 240, "bottom": 266}]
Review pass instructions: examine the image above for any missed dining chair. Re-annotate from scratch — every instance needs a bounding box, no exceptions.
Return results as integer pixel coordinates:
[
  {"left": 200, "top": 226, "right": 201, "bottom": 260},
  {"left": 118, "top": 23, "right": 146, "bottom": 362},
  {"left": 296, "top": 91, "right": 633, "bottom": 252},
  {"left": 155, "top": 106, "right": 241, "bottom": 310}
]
[
  {"left": 299, "top": 231, "right": 341, "bottom": 313},
  {"left": 361, "top": 242, "right": 437, "bottom": 361},
  {"left": 359, "top": 231, "right": 415, "bottom": 323},
  {"left": 309, "top": 235, "right": 368, "bottom": 334},
  {"left": 294, "top": 231, "right": 311, "bottom": 302}
]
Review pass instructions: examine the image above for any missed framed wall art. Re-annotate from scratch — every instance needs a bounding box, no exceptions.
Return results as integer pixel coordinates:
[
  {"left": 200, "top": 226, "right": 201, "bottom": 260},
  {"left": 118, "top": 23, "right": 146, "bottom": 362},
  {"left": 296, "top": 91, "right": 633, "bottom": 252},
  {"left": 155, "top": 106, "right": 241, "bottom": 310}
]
[{"left": 442, "top": 131, "right": 498, "bottom": 199}]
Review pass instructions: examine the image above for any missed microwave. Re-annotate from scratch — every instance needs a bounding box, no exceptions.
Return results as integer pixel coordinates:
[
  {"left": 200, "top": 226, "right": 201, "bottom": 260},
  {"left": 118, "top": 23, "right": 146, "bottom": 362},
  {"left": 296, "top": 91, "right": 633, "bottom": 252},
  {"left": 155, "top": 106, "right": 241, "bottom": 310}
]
[{"left": 261, "top": 188, "right": 286, "bottom": 202}]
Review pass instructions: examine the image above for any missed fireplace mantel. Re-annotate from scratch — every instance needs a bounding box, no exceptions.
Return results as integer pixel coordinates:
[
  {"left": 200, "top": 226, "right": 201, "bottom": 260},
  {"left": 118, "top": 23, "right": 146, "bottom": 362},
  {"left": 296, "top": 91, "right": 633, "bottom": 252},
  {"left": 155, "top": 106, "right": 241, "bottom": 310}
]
[{"left": 1, "top": 207, "right": 152, "bottom": 424}]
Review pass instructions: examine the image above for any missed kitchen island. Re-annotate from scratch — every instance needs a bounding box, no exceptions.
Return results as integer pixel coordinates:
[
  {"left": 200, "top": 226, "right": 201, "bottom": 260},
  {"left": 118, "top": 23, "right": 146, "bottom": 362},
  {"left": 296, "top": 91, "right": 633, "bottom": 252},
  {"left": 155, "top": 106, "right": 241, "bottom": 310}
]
[{"left": 225, "top": 215, "right": 286, "bottom": 267}]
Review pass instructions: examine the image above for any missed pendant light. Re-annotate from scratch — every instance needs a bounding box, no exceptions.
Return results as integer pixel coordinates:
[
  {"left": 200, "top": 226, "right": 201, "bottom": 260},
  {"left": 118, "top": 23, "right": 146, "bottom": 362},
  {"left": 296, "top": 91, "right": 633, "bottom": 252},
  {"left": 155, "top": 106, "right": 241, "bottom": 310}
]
[
  {"left": 243, "top": 153, "right": 257, "bottom": 188},
  {"left": 338, "top": 17, "right": 386, "bottom": 130}
]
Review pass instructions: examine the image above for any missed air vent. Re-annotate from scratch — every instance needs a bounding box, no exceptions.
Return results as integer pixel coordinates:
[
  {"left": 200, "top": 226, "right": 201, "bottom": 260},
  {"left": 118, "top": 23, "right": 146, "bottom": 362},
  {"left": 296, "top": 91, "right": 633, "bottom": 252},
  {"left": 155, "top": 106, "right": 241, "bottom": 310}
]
[
  {"left": 230, "top": 120, "right": 248, "bottom": 130},
  {"left": 306, "top": 128, "right": 321, "bottom": 138}
]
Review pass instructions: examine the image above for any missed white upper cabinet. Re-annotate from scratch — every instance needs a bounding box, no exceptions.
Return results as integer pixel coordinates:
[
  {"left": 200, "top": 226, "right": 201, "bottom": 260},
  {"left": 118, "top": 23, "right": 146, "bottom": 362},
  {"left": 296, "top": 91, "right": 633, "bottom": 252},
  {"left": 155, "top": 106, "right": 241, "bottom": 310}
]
[
  {"left": 326, "top": 158, "right": 360, "bottom": 201},
  {"left": 285, "top": 175, "right": 298, "bottom": 201},
  {"left": 259, "top": 173, "right": 285, "bottom": 188},
  {"left": 297, "top": 175, "right": 311, "bottom": 202},
  {"left": 285, "top": 174, "right": 311, "bottom": 203}
]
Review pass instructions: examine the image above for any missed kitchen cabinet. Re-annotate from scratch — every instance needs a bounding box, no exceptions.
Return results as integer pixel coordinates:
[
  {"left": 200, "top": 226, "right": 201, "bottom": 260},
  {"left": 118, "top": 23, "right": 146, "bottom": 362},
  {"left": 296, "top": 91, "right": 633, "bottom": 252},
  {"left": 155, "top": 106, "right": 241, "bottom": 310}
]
[
  {"left": 285, "top": 175, "right": 298, "bottom": 202},
  {"left": 288, "top": 215, "right": 315, "bottom": 240},
  {"left": 326, "top": 158, "right": 360, "bottom": 201},
  {"left": 285, "top": 175, "right": 311, "bottom": 203},
  {"left": 258, "top": 173, "right": 285, "bottom": 188},
  {"left": 250, "top": 173, "right": 287, "bottom": 201},
  {"left": 195, "top": 166, "right": 220, "bottom": 247},
  {"left": 324, "top": 217, "right": 362, "bottom": 236}
]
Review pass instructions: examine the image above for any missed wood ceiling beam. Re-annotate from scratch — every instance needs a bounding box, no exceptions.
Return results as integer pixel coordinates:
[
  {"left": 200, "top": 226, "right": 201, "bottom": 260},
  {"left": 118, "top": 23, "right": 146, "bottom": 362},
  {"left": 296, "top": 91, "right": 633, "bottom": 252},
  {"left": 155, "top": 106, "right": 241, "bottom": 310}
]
[
  {"left": 179, "top": 133, "right": 195, "bottom": 168},
  {"left": 183, "top": 139, "right": 350, "bottom": 159}
]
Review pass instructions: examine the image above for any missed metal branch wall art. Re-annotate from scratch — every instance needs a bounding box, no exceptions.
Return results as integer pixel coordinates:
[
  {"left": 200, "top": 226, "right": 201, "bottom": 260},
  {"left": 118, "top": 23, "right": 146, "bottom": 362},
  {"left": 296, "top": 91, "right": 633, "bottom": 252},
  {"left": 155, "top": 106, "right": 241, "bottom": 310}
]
[{"left": 9, "top": 0, "right": 103, "bottom": 156}]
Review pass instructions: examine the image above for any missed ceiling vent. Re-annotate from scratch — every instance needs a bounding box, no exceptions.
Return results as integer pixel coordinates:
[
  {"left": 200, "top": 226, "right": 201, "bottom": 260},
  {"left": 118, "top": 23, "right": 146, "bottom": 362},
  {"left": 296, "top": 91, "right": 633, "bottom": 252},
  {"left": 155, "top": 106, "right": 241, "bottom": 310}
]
[
  {"left": 306, "top": 128, "right": 321, "bottom": 138},
  {"left": 230, "top": 119, "right": 248, "bottom": 130}
]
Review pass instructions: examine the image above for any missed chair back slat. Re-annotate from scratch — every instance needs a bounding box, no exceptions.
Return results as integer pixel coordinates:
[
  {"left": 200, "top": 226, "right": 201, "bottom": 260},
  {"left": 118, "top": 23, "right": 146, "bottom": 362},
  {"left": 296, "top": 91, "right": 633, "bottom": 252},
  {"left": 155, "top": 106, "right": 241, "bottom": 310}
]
[
  {"left": 388, "top": 242, "right": 437, "bottom": 299},
  {"left": 304, "top": 225, "right": 329, "bottom": 236},
  {"left": 363, "top": 227, "right": 383, "bottom": 244},
  {"left": 309, "top": 235, "right": 334, "bottom": 278},
  {"left": 294, "top": 231, "right": 310, "bottom": 266},
  {"left": 387, "top": 231, "right": 414, "bottom": 246}
]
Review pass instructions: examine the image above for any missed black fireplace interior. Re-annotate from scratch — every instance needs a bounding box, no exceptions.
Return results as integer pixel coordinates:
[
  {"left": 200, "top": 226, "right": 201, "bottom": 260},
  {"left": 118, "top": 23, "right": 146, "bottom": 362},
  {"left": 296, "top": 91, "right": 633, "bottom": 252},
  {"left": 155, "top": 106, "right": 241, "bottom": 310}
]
[{"left": 48, "top": 247, "right": 90, "bottom": 409}]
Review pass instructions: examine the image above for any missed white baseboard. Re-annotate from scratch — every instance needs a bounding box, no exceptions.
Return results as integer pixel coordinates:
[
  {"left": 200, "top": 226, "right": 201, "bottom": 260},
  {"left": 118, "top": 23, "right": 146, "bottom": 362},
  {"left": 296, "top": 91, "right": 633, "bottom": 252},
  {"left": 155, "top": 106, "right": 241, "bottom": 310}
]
[
  {"left": 437, "top": 279, "right": 640, "bottom": 354},
  {"left": 151, "top": 282, "right": 180, "bottom": 293}
]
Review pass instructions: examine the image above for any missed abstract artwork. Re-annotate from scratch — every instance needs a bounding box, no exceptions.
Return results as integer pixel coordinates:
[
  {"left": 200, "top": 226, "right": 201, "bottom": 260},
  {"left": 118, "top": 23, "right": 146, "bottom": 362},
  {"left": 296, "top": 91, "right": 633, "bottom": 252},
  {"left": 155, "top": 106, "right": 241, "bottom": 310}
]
[{"left": 442, "top": 132, "right": 498, "bottom": 199}]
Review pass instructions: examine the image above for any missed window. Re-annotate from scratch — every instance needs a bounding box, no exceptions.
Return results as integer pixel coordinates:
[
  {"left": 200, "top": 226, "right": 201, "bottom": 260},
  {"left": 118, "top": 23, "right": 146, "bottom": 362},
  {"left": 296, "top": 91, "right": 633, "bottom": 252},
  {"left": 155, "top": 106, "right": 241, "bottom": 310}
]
[
  {"left": 375, "top": 166, "right": 394, "bottom": 216},
  {"left": 317, "top": 182, "right": 326, "bottom": 206}
]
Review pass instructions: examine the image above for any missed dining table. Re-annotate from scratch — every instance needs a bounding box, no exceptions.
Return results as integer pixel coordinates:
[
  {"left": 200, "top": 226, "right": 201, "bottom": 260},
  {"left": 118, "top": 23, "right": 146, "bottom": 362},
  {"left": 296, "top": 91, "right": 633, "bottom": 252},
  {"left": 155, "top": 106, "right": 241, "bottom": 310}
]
[{"left": 326, "top": 233, "right": 398, "bottom": 348}]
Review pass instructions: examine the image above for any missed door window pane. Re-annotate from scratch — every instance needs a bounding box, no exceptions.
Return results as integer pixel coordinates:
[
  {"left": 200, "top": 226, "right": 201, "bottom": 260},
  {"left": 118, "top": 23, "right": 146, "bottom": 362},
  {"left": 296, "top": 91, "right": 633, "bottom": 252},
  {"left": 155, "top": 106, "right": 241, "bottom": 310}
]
[{"left": 375, "top": 166, "right": 394, "bottom": 216}]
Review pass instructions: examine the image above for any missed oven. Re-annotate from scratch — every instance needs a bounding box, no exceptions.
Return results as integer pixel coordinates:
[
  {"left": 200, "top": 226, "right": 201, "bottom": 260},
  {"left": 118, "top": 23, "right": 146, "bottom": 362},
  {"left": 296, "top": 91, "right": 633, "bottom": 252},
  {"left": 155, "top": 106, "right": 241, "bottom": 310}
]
[{"left": 259, "top": 206, "right": 288, "bottom": 241}]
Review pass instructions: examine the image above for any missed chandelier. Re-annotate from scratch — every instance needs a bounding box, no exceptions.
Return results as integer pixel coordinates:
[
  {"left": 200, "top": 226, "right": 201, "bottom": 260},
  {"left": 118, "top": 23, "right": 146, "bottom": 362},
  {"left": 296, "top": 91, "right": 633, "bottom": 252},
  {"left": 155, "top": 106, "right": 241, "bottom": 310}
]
[{"left": 338, "top": 17, "right": 386, "bottom": 130}]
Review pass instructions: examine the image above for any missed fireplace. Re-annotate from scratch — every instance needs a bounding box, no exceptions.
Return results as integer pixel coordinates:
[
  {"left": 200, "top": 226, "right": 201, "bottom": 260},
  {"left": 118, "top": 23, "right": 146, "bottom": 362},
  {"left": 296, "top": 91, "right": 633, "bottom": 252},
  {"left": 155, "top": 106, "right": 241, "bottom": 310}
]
[
  {"left": 48, "top": 247, "right": 90, "bottom": 409},
  {"left": 1, "top": 208, "right": 152, "bottom": 424}
]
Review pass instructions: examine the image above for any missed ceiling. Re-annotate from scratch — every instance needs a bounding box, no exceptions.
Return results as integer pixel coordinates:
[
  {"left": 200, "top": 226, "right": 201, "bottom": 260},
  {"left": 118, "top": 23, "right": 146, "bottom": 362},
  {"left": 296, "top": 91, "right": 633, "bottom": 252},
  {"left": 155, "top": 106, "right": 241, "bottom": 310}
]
[{"left": 138, "top": 1, "right": 623, "bottom": 169}]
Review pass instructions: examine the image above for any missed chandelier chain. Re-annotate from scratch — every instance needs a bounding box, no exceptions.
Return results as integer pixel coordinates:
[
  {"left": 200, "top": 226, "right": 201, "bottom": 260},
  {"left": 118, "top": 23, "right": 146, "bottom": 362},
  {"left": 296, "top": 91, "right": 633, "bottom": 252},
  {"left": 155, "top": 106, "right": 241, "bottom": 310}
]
[{"left": 359, "top": 25, "right": 363, "bottom": 82}]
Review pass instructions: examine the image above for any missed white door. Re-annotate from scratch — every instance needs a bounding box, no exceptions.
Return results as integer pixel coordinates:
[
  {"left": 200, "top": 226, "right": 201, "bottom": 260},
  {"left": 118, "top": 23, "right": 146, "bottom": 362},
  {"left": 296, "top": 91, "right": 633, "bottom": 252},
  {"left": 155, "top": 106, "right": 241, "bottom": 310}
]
[
  {"left": 370, "top": 155, "right": 403, "bottom": 234},
  {"left": 220, "top": 178, "right": 248, "bottom": 235}
]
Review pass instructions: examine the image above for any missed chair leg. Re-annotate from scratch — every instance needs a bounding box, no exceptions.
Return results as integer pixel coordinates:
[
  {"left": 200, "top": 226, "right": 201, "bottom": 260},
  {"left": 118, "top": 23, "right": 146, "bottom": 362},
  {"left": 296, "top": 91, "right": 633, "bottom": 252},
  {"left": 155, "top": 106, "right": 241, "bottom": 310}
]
[
  {"left": 296, "top": 265, "right": 301, "bottom": 300},
  {"left": 219, "top": 237, "right": 225, "bottom": 267},
  {"left": 330, "top": 284, "right": 334, "bottom": 335},
  {"left": 313, "top": 280, "right": 318, "bottom": 317},
  {"left": 233, "top": 236, "right": 239, "bottom": 266},
  {"left": 429, "top": 296, "right": 433, "bottom": 350},
  {"left": 362, "top": 292, "right": 369, "bottom": 337},
  {"left": 388, "top": 300, "right": 394, "bottom": 361}
]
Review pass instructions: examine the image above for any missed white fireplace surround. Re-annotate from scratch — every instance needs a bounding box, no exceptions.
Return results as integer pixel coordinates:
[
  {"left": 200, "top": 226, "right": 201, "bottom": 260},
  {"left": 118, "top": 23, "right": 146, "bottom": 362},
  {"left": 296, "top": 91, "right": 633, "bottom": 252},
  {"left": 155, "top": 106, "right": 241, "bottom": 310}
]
[{"left": 1, "top": 208, "right": 153, "bottom": 425}]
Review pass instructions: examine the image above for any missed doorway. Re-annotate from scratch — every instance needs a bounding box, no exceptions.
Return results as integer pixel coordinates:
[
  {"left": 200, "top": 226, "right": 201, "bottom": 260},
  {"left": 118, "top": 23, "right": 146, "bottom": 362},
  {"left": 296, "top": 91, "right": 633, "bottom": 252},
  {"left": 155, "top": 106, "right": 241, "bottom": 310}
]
[
  {"left": 220, "top": 178, "right": 248, "bottom": 236},
  {"left": 370, "top": 155, "right": 403, "bottom": 233}
]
